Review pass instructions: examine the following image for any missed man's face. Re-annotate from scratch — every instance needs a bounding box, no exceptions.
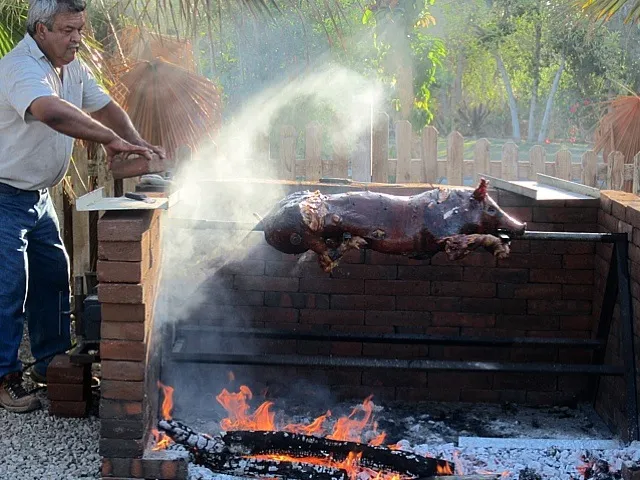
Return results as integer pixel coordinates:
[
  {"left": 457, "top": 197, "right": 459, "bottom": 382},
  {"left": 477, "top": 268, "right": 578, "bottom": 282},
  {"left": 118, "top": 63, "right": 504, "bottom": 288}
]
[{"left": 36, "top": 11, "right": 85, "bottom": 68}]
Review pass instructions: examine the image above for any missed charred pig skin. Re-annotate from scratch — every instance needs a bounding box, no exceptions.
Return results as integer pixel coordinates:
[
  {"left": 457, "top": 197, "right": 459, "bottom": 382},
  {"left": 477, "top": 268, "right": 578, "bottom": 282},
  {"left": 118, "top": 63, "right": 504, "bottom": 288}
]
[{"left": 262, "top": 179, "right": 526, "bottom": 272}]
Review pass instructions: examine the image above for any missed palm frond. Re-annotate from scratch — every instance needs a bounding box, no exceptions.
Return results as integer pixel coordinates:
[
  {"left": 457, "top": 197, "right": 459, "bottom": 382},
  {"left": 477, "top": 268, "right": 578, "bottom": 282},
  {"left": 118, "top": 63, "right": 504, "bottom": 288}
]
[
  {"left": 113, "top": 58, "right": 223, "bottom": 159},
  {"left": 577, "top": 0, "right": 640, "bottom": 23},
  {"left": 594, "top": 96, "right": 640, "bottom": 163}
]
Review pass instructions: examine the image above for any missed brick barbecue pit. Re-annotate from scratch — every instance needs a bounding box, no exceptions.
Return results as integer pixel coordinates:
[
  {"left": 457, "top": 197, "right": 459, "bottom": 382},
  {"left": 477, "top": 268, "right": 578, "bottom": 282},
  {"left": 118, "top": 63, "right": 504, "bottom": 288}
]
[{"left": 94, "top": 180, "right": 640, "bottom": 480}]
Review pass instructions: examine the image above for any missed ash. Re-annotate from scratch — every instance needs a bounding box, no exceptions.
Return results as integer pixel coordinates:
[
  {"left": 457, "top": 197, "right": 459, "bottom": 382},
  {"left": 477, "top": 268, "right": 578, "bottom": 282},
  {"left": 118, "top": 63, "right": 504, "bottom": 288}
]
[{"left": 173, "top": 400, "right": 640, "bottom": 480}]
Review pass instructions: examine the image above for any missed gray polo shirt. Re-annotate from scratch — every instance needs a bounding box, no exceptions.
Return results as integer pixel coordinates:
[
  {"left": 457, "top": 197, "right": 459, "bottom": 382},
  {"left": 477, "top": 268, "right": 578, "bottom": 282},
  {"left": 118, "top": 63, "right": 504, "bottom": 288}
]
[{"left": 0, "top": 34, "right": 111, "bottom": 190}]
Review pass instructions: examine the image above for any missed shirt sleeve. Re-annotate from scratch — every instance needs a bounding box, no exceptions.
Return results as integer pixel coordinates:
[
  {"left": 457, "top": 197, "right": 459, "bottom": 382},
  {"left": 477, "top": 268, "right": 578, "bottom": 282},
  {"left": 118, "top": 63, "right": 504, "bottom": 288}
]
[
  {"left": 0, "top": 58, "right": 57, "bottom": 120},
  {"left": 79, "top": 61, "right": 112, "bottom": 113}
]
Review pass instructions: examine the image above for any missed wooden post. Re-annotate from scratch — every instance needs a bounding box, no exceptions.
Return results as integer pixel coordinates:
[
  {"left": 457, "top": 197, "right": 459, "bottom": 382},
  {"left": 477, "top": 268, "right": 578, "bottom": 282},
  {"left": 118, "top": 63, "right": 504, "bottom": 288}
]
[
  {"left": 305, "top": 122, "right": 322, "bottom": 182},
  {"left": 280, "top": 125, "right": 297, "bottom": 181},
  {"left": 582, "top": 150, "right": 598, "bottom": 188},
  {"left": 332, "top": 132, "right": 349, "bottom": 179},
  {"left": 555, "top": 149, "right": 572, "bottom": 181},
  {"left": 501, "top": 141, "right": 518, "bottom": 181},
  {"left": 608, "top": 151, "right": 625, "bottom": 191},
  {"left": 51, "top": 183, "right": 65, "bottom": 239},
  {"left": 529, "top": 145, "right": 546, "bottom": 180},
  {"left": 71, "top": 145, "right": 90, "bottom": 283},
  {"left": 371, "top": 112, "right": 390, "bottom": 183},
  {"left": 447, "top": 131, "right": 464, "bottom": 186},
  {"left": 255, "top": 132, "right": 271, "bottom": 177},
  {"left": 421, "top": 126, "right": 438, "bottom": 183},
  {"left": 396, "top": 120, "right": 412, "bottom": 184},
  {"left": 473, "top": 138, "right": 491, "bottom": 181}
]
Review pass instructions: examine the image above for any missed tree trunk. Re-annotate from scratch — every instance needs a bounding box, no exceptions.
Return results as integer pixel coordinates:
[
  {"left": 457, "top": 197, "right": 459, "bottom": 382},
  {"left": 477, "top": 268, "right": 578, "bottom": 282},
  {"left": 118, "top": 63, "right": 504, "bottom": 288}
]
[
  {"left": 527, "top": 21, "right": 542, "bottom": 142},
  {"left": 453, "top": 51, "right": 465, "bottom": 113},
  {"left": 537, "top": 57, "right": 565, "bottom": 143},
  {"left": 495, "top": 53, "right": 521, "bottom": 141}
]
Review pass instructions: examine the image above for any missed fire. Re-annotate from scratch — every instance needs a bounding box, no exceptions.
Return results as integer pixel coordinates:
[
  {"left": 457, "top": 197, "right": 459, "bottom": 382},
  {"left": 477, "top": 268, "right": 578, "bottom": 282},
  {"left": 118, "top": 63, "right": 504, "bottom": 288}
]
[
  {"left": 437, "top": 462, "right": 455, "bottom": 475},
  {"left": 152, "top": 382, "right": 176, "bottom": 451}
]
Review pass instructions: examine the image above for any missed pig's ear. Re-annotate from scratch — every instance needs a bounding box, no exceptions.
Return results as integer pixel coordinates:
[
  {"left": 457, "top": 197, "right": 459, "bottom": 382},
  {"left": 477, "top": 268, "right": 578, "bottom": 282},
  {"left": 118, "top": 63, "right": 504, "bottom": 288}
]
[{"left": 472, "top": 178, "right": 489, "bottom": 201}]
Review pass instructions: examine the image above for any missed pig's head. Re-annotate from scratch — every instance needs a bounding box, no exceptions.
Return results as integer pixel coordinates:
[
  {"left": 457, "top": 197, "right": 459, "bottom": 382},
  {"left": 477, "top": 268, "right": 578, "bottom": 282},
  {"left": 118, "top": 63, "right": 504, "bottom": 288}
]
[{"left": 467, "top": 178, "right": 526, "bottom": 236}]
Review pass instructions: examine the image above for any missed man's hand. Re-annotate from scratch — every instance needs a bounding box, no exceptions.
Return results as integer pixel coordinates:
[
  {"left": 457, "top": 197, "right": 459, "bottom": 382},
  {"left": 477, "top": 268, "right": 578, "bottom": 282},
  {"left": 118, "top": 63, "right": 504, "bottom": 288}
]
[
  {"left": 104, "top": 137, "right": 154, "bottom": 167},
  {"left": 132, "top": 138, "right": 167, "bottom": 160}
]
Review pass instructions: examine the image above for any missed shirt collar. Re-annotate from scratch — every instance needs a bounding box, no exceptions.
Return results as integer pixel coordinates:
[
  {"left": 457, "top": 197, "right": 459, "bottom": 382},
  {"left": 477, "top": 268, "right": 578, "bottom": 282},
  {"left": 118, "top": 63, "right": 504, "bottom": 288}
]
[{"left": 23, "top": 34, "right": 48, "bottom": 61}]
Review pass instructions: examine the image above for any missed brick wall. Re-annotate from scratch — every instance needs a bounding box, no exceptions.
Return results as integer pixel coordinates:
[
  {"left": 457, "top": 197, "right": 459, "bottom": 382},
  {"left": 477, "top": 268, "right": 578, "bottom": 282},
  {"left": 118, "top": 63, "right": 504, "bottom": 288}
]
[
  {"left": 594, "top": 191, "right": 640, "bottom": 441},
  {"left": 97, "top": 210, "right": 188, "bottom": 480},
  {"left": 185, "top": 184, "right": 600, "bottom": 408}
]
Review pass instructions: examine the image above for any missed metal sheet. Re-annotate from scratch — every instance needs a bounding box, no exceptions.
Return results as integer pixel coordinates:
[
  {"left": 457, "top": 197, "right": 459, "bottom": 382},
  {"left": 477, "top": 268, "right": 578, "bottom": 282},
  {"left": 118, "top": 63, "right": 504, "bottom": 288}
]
[
  {"left": 477, "top": 174, "right": 598, "bottom": 201},
  {"left": 76, "top": 187, "right": 180, "bottom": 212},
  {"left": 537, "top": 174, "right": 601, "bottom": 198}
]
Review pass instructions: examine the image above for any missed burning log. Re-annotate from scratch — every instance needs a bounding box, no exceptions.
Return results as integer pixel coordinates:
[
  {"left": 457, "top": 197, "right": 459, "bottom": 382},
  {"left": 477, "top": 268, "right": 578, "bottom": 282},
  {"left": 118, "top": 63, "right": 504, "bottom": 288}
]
[
  {"left": 158, "top": 419, "right": 454, "bottom": 479},
  {"left": 261, "top": 179, "right": 526, "bottom": 272}
]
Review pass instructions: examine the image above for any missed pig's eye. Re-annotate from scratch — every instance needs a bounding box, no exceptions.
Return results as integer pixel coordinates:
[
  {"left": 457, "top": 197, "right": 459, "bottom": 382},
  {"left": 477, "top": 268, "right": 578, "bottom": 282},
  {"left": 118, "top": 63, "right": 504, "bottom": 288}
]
[{"left": 486, "top": 206, "right": 497, "bottom": 215}]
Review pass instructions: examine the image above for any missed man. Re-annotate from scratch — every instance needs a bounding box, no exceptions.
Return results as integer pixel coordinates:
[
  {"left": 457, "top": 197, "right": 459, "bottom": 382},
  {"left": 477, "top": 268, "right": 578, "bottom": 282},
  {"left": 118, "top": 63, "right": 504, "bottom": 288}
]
[{"left": 0, "top": 0, "right": 166, "bottom": 413}]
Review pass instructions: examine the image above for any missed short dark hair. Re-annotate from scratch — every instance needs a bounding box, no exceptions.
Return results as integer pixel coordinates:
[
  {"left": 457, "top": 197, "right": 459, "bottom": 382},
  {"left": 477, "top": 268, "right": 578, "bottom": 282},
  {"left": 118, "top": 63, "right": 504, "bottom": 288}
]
[{"left": 27, "top": 0, "right": 87, "bottom": 35}]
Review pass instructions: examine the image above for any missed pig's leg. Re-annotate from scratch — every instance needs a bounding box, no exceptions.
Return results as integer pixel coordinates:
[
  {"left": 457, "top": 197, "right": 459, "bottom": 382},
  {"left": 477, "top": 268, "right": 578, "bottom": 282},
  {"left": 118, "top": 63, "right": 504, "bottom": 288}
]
[
  {"left": 308, "top": 236, "right": 368, "bottom": 272},
  {"left": 441, "top": 234, "right": 510, "bottom": 261}
]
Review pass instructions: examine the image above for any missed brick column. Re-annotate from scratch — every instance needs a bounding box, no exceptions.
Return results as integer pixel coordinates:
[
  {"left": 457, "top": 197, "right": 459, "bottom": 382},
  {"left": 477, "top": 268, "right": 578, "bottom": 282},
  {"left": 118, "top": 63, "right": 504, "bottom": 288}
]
[{"left": 97, "top": 209, "right": 187, "bottom": 480}]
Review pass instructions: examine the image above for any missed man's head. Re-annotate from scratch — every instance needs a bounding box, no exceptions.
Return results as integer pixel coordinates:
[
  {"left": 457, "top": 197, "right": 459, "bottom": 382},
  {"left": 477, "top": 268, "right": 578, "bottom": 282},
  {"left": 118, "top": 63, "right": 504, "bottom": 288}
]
[{"left": 27, "top": 0, "right": 87, "bottom": 68}]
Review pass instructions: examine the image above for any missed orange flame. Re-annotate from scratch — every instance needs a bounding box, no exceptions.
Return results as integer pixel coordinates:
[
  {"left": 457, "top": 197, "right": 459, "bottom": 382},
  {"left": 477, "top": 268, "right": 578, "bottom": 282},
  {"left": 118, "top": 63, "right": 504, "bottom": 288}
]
[
  {"left": 151, "top": 428, "right": 173, "bottom": 451},
  {"left": 158, "top": 381, "right": 174, "bottom": 421}
]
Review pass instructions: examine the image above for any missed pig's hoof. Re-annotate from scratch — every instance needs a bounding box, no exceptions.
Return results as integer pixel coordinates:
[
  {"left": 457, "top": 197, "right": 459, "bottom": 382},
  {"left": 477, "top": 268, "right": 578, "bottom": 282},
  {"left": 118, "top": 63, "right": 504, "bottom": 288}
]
[{"left": 493, "top": 243, "right": 510, "bottom": 259}]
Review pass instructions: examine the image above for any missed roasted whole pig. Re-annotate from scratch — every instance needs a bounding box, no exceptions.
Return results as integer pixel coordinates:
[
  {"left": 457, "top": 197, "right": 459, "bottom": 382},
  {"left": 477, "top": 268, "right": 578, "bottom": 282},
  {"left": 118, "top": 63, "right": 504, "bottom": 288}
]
[{"left": 262, "top": 179, "right": 526, "bottom": 272}]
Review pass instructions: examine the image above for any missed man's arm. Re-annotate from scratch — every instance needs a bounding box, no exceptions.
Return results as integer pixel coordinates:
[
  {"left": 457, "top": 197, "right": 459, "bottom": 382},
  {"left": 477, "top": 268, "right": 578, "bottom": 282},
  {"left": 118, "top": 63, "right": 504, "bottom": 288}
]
[
  {"left": 29, "top": 96, "right": 154, "bottom": 163},
  {"left": 91, "top": 101, "right": 166, "bottom": 159}
]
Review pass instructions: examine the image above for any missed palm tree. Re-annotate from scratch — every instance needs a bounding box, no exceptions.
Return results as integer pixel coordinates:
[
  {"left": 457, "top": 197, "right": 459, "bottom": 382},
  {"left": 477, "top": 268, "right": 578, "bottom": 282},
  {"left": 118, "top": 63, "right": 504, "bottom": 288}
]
[{"left": 577, "top": 0, "right": 640, "bottom": 23}]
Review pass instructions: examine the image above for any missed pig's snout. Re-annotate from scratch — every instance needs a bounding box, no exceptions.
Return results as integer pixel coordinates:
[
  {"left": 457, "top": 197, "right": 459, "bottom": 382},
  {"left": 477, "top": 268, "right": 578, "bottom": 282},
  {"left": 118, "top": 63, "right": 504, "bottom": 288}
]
[{"left": 500, "top": 213, "right": 526, "bottom": 236}]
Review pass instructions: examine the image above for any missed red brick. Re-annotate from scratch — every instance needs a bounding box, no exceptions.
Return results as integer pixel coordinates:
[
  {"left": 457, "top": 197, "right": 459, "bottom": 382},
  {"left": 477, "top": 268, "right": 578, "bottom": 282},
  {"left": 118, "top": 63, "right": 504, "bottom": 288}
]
[
  {"left": 99, "top": 400, "right": 143, "bottom": 420},
  {"left": 560, "top": 315, "right": 594, "bottom": 331},
  {"left": 97, "top": 260, "right": 144, "bottom": 284},
  {"left": 98, "top": 283, "right": 144, "bottom": 304},
  {"left": 431, "top": 281, "right": 495, "bottom": 298},
  {"left": 101, "top": 340, "right": 146, "bottom": 361},
  {"left": 366, "top": 311, "right": 430, "bottom": 326},
  {"left": 365, "top": 250, "right": 413, "bottom": 265},
  {"left": 98, "top": 239, "right": 146, "bottom": 262},
  {"left": 330, "top": 295, "right": 395, "bottom": 310},
  {"left": 264, "top": 292, "right": 327, "bottom": 309},
  {"left": 47, "top": 355, "right": 87, "bottom": 384},
  {"left": 300, "top": 278, "right": 364, "bottom": 294},
  {"left": 463, "top": 267, "right": 529, "bottom": 284},
  {"left": 101, "top": 322, "right": 145, "bottom": 341},
  {"left": 47, "top": 383, "right": 87, "bottom": 401},
  {"left": 429, "top": 372, "right": 493, "bottom": 390},
  {"left": 397, "top": 265, "right": 463, "bottom": 281},
  {"left": 396, "top": 296, "right": 460, "bottom": 312},
  {"left": 612, "top": 200, "right": 629, "bottom": 220},
  {"left": 460, "top": 389, "right": 501, "bottom": 403},
  {"left": 562, "top": 285, "right": 594, "bottom": 300},
  {"left": 49, "top": 400, "right": 88, "bottom": 417},
  {"left": 462, "top": 298, "right": 526, "bottom": 314},
  {"left": 362, "top": 370, "right": 426, "bottom": 387},
  {"left": 600, "top": 193, "right": 614, "bottom": 214},
  {"left": 598, "top": 210, "right": 619, "bottom": 232},
  {"left": 563, "top": 254, "right": 594, "bottom": 270},
  {"left": 529, "top": 269, "right": 593, "bottom": 284},
  {"left": 510, "top": 346, "right": 557, "bottom": 362},
  {"left": 498, "top": 283, "right": 561, "bottom": 299},
  {"left": 533, "top": 207, "right": 597, "bottom": 224},
  {"left": 497, "top": 253, "right": 561, "bottom": 269},
  {"left": 526, "top": 222, "right": 564, "bottom": 231},
  {"left": 527, "top": 300, "right": 591, "bottom": 315},
  {"left": 494, "top": 373, "right": 557, "bottom": 391},
  {"left": 101, "top": 380, "right": 144, "bottom": 401},
  {"left": 431, "top": 312, "right": 495, "bottom": 328},
  {"left": 219, "top": 260, "right": 265, "bottom": 276},
  {"left": 98, "top": 210, "right": 158, "bottom": 242},
  {"left": 530, "top": 241, "right": 594, "bottom": 255},
  {"left": 234, "top": 275, "right": 299, "bottom": 292},
  {"left": 101, "top": 304, "right": 147, "bottom": 323},
  {"left": 331, "top": 264, "right": 397, "bottom": 280},
  {"left": 102, "top": 361, "right": 145, "bottom": 381},
  {"left": 365, "top": 280, "right": 430, "bottom": 296},
  {"left": 300, "top": 309, "right": 364, "bottom": 325}
]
